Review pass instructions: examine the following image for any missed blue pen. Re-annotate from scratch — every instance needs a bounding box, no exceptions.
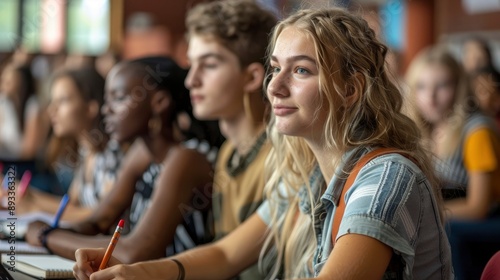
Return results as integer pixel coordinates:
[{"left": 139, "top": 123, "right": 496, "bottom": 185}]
[
  {"left": 52, "top": 194, "right": 70, "bottom": 228},
  {"left": 1, "top": 165, "right": 8, "bottom": 191}
]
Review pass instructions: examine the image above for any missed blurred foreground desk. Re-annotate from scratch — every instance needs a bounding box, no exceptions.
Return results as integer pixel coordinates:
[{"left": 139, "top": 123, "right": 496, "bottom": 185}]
[
  {"left": 1, "top": 264, "right": 74, "bottom": 280},
  {"left": 0, "top": 254, "right": 75, "bottom": 280},
  {"left": 0, "top": 264, "right": 34, "bottom": 280}
]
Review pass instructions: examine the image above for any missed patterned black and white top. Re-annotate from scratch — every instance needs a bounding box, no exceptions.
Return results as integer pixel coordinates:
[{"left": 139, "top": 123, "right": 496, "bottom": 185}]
[
  {"left": 128, "top": 139, "right": 218, "bottom": 256},
  {"left": 78, "top": 140, "right": 124, "bottom": 208}
]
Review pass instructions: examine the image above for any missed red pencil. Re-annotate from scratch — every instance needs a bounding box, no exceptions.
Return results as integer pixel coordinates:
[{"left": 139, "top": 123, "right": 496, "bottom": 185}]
[{"left": 99, "top": 219, "right": 125, "bottom": 270}]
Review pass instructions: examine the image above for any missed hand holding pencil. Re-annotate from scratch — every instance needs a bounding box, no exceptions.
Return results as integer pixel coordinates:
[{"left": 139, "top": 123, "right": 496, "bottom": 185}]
[
  {"left": 73, "top": 220, "right": 125, "bottom": 279},
  {"left": 99, "top": 219, "right": 125, "bottom": 270},
  {"left": 73, "top": 247, "right": 123, "bottom": 279}
]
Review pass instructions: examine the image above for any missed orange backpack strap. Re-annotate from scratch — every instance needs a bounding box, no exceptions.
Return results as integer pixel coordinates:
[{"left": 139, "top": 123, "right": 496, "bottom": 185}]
[{"left": 331, "top": 148, "right": 413, "bottom": 245}]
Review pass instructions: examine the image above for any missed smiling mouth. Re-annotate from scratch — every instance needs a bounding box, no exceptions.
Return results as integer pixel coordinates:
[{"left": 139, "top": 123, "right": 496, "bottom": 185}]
[{"left": 273, "top": 106, "right": 297, "bottom": 116}]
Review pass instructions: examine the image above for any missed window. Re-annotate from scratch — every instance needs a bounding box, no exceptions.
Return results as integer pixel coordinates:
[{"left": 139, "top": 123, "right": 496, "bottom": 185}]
[
  {"left": 0, "top": 0, "right": 19, "bottom": 51},
  {"left": 0, "top": 0, "right": 110, "bottom": 54},
  {"left": 67, "top": 0, "right": 110, "bottom": 55}
]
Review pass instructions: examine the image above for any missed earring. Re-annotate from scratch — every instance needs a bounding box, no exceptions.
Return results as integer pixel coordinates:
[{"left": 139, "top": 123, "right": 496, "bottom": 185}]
[
  {"left": 148, "top": 115, "right": 162, "bottom": 137},
  {"left": 243, "top": 91, "right": 255, "bottom": 123}
]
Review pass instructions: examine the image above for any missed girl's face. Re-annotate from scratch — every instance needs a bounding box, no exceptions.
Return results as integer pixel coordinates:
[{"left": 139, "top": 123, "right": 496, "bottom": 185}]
[
  {"left": 185, "top": 35, "right": 248, "bottom": 121},
  {"left": 48, "top": 77, "right": 94, "bottom": 137},
  {"left": 413, "top": 63, "right": 456, "bottom": 124},
  {"left": 267, "top": 27, "right": 326, "bottom": 141},
  {"left": 102, "top": 65, "right": 151, "bottom": 143},
  {"left": 474, "top": 74, "right": 500, "bottom": 116},
  {"left": 462, "top": 40, "right": 489, "bottom": 74}
]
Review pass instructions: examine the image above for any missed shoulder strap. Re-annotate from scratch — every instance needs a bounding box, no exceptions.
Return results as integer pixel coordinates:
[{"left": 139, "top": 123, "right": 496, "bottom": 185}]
[{"left": 331, "top": 148, "right": 414, "bottom": 245}]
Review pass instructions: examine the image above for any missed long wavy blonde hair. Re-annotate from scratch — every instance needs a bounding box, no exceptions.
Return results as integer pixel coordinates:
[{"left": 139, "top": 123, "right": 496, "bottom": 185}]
[
  {"left": 405, "top": 47, "right": 476, "bottom": 158},
  {"left": 260, "top": 8, "right": 442, "bottom": 279}
]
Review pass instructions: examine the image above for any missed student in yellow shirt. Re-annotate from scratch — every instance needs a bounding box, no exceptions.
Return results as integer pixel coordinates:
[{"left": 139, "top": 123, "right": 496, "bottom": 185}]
[{"left": 405, "top": 46, "right": 500, "bottom": 280}]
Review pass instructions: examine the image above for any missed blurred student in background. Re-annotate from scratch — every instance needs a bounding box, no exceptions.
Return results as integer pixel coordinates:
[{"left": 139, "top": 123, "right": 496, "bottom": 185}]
[
  {"left": 0, "top": 63, "right": 49, "bottom": 160},
  {"left": 405, "top": 46, "right": 500, "bottom": 280},
  {"left": 462, "top": 37, "right": 496, "bottom": 76},
  {"left": 10, "top": 67, "right": 119, "bottom": 221},
  {"left": 471, "top": 66, "right": 500, "bottom": 129},
  {"left": 406, "top": 46, "right": 500, "bottom": 217},
  {"left": 44, "top": 52, "right": 123, "bottom": 194}
]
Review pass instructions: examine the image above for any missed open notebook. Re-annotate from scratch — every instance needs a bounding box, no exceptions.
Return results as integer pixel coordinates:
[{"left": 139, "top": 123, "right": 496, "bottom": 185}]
[
  {"left": 0, "top": 211, "right": 70, "bottom": 240},
  {"left": 0, "top": 241, "right": 48, "bottom": 255},
  {"left": 1, "top": 254, "right": 75, "bottom": 279}
]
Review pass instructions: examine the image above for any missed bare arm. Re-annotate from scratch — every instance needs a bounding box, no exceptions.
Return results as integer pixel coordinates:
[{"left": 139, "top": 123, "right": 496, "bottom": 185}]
[
  {"left": 103, "top": 147, "right": 214, "bottom": 263},
  {"left": 16, "top": 187, "right": 93, "bottom": 222},
  {"left": 445, "top": 171, "right": 492, "bottom": 220},
  {"left": 73, "top": 213, "right": 268, "bottom": 280},
  {"left": 177, "top": 213, "right": 269, "bottom": 279},
  {"left": 16, "top": 160, "right": 93, "bottom": 221},
  {"left": 310, "top": 233, "right": 392, "bottom": 280},
  {"left": 32, "top": 146, "right": 214, "bottom": 263},
  {"left": 17, "top": 151, "right": 110, "bottom": 222},
  {"left": 24, "top": 140, "right": 150, "bottom": 258},
  {"left": 20, "top": 101, "right": 50, "bottom": 159},
  {"left": 72, "top": 140, "right": 151, "bottom": 234}
]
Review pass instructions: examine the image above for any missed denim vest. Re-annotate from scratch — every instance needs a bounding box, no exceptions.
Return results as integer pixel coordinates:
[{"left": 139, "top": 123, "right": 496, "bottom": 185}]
[{"left": 258, "top": 147, "right": 454, "bottom": 279}]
